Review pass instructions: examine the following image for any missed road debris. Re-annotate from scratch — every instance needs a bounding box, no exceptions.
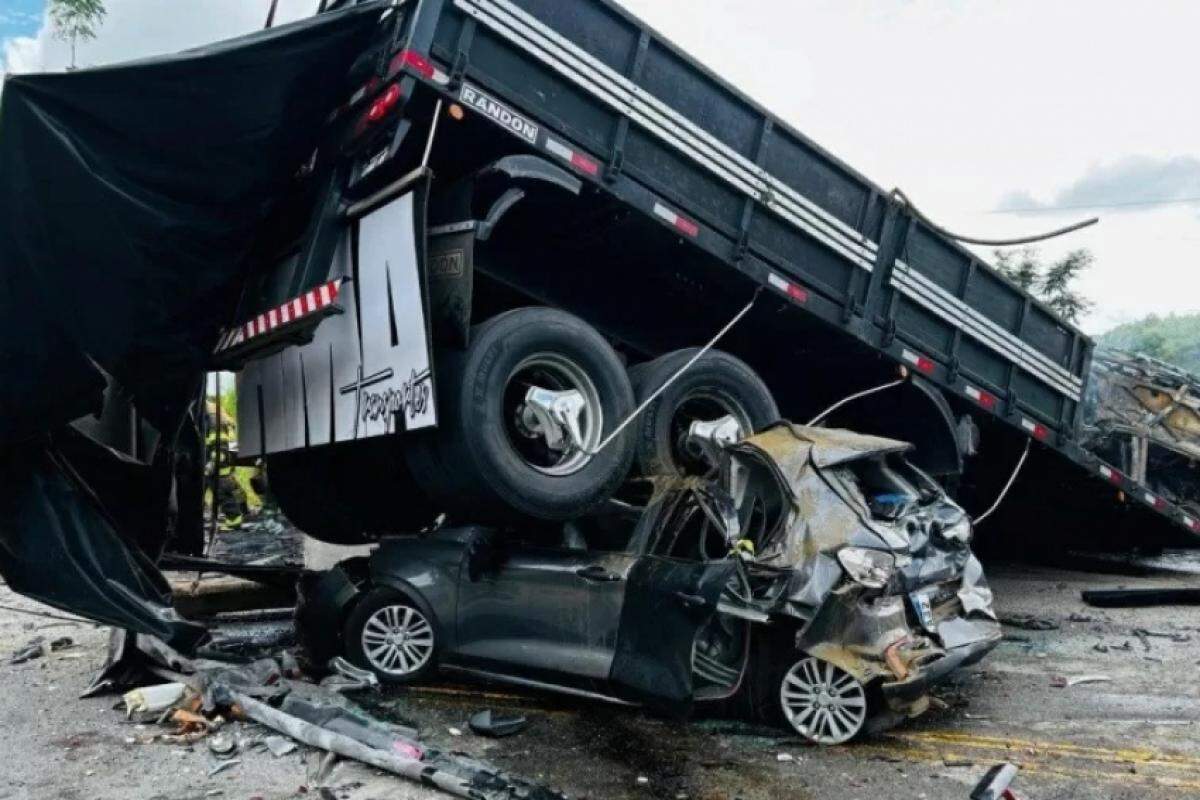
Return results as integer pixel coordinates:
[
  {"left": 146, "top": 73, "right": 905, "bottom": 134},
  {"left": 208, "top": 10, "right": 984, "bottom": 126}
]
[
  {"left": 8, "top": 635, "right": 74, "bottom": 665},
  {"left": 265, "top": 735, "right": 298, "bottom": 758},
  {"left": 207, "top": 758, "right": 240, "bottom": 778},
  {"left": 123, "top": 683, "right": 189, "bottom": 717},
  {"left": 999, "top": 614, "right": 1059, "bottom": 631},
  {"left": 208, "top": 733, "right": 237, "bottom": 756},
  {"left": 1050, "top": 674, "right": 1112, "bottom": 688},
  {"left": 469, "top": 710, "right": 529, "bottom": 739},
  {"left": 1083, "top": 588, "right": 1200, "bottom": 608},
  {"left": 970, "top": 762, "right": 1020, "bottom": 800}
]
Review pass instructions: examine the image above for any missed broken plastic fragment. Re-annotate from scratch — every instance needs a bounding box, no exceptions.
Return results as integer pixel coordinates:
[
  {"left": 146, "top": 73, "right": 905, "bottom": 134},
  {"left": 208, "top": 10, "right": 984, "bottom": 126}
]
[
  {"left": 468, "top": 709, "right": 529, "bottom": 738},
  {"left": 123, "top": 683, "right": 188, "bottom": 717}
]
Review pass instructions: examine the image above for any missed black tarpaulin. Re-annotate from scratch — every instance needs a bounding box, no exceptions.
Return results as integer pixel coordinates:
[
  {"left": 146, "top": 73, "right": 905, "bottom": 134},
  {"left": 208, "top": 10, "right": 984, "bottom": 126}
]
[
  {"left": 0, "top": 4, "right": 387, "bottom": 647},
  {"left": 0, "top": 2, "right": 386, "bottom": 444}
]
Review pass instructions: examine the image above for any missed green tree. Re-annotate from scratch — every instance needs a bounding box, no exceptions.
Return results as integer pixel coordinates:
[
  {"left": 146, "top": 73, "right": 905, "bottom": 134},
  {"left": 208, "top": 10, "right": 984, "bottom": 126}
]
[
  {"left": 49, "top": 0, "right": 107, "bottom": 70},
  {"left": 994, "top": 247, "right": 1041, "bottom": 291},
  {"left": 1041, "top": 249, "right": 1095, "bottom": 324},
  {"left": 992, "top": 247, "right": 1095, "bottom": 325}
]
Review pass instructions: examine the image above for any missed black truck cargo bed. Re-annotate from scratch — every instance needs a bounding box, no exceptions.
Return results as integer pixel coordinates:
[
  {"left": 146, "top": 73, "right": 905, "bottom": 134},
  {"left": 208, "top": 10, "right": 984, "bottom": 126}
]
[{"left": 376, "top": 0, "right": 1196, "bottom": 539}]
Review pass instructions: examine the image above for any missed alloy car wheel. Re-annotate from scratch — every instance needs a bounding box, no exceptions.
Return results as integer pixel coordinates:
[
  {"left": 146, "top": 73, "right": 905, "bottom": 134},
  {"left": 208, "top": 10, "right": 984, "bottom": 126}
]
[
  {"left": 778, "top": 655, "right": 868, "bottom": 744},
  {"left": 360, "top": 603, "right": 435, "bottom": 678}
]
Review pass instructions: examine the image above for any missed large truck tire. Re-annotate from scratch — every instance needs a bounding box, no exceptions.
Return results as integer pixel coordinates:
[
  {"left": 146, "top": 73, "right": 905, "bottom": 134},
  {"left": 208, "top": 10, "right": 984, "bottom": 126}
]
[
  {"left": 406, "top": 307, "right": 636, "bottom": 520},
  {"left": 628, "top": 348, "right": 778, "bottom": 477},
  {"left": 268, "top": 439, "right": 439, "bottom": 545}
]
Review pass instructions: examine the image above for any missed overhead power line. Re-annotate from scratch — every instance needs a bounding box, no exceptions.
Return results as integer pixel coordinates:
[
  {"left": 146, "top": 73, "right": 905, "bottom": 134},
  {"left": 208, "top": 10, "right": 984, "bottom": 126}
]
[{"left": 992, "top": 196, "right": 1200, "bottom": 214}]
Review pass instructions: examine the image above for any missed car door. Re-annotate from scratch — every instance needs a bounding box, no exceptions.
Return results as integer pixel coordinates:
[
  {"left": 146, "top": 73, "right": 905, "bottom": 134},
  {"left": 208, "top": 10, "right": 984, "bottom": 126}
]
[
  {"left": 604, "top": 486, "right": 749, "bottom": 710},
  {"left": 454, "top": 528, "right": 633, "bottom": 682}
]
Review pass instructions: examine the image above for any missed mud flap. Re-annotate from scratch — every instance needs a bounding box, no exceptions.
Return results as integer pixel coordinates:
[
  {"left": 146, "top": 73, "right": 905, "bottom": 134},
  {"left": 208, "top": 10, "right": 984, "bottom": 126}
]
[
  {"left": 0, "top": 433, "right": 208, "bottom": 653},
  {"left": 608, "top": 557, "right": 738, "bottom": 712}
]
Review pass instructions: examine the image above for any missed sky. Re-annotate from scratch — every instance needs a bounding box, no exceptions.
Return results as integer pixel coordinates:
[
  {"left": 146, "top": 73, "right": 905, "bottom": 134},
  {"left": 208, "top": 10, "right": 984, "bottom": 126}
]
[{"left": 3, "top": 0, "right": 1198, "bottom": 335}]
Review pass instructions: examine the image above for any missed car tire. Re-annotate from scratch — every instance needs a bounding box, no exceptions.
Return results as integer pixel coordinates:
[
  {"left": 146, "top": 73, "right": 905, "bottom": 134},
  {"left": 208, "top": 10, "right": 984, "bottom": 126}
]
[
  {"left": 406, "top": 307, "right": 636, "bottom": 520},
  {"left": 343, "top": 586, "right": 439, "bottom": 685},
  {"left": 267, "top": 439, "right": 439, "bottom": 545},
  {"left": 627, "top": 348, "right": 778, "bottom": 477}
]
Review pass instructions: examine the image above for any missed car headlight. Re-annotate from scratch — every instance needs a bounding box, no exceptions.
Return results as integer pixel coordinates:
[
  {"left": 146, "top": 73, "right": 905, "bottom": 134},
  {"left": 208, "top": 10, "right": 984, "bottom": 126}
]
[{"left": 837, "top": 547, "right": 896, "bottom": 589}]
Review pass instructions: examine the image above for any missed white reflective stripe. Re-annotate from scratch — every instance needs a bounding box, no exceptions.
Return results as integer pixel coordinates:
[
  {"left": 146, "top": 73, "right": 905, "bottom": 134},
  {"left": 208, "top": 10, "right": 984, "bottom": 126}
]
[
  {"left": 653, "top": 203, "right": 678, "bottom": 226},
  {"left": 1021, "top": 419, "right": 1037, "bottom": 433},
  {"left": 1099, "top": 465, "right": 1114, "bottom": 479},
  {"left": 965, "top": 386, "right": 982, "bottom": 401},
  {"left": 891, "top": 263, "right": 1082, "bottom": 400},
  {"left": 306, "top": 291, "right": 318, "bottom": 311},
  {"left": 767, "top": 273, "right": 791, "bottom": 293},
  {"left": 432, "top": 68, "right": 451, "bottom": 85},
  {"left": 1185, "top": 515, "right": 1197, "bottom": 529},
  {"left": 545, "top": 137, "right": 573, "bottom": 162},
  {"left": 457, "top": 0, "right": 876, "bottom": 270},
  {"left": 319, "top": 284, "right": 332, "bottom": 306},
  {"left": 280, "top": 304, "right": 291, "bottom": 324},
  {"left": 1145, "top": 492, "right": 1160, "bottom": 505},
  {"left": 293, "top": 298, "right": 304, "bottom": 318},
  {"left": 268, "top": 309, "right": 279, "bottom": 329}
]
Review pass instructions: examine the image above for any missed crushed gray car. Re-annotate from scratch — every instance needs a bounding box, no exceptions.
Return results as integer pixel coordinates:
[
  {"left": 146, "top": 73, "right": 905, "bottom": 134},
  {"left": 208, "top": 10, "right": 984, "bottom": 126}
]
[{"left": 300, "top": 423, "right": 1001, "bottom": 745}]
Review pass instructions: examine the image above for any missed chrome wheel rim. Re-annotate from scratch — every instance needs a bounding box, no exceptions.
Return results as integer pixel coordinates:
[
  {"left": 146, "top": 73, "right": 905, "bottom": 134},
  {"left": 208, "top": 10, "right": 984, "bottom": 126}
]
[
  {"left": 779, "top": 656, "right": 868, "bottom": 745},
  {"left": 671, "top": 390, "right": 750, "bottom": 473},
  {"left": 361, "top": 604, "right": 434, "bottom": 677},
  {"left": 504, "top": 353, "right": 603, "bottom": 477}
]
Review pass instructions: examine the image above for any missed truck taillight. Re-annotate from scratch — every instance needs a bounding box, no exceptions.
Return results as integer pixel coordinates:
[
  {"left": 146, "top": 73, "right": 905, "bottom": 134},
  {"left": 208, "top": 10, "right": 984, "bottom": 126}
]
[
  {"left": 366, "top": 84, "right": 402, "bottom": 122},
  {"left": 389, "top": 49, "right": 435, "bottom": 80}
]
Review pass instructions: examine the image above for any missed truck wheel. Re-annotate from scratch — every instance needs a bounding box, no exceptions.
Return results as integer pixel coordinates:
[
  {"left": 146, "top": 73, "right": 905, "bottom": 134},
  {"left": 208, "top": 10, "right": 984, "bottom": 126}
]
[
  {"left": 407, "top": 307, "right": 636, "bottom": 520},
  {"left": 628, "top": 349, "right": 778, "bottom": 477},
  {"left": 268, "top": 440, "right": 439, "bottom": 545}
]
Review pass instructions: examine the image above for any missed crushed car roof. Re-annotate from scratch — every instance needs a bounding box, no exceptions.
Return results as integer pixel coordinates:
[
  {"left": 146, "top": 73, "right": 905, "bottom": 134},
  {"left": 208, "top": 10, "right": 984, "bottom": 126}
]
[{"left": 741, "top": 423, "right": 913, "bottom": 470}]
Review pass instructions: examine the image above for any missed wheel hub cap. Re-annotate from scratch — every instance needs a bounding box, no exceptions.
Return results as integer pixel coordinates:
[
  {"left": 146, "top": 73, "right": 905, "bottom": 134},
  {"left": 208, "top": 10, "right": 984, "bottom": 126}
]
[
  {"left": 362, "top": 605, "right": 434, "bottom": 677},
  {"left": 780, "top": 656, "right": 868, "bottom": 745}
]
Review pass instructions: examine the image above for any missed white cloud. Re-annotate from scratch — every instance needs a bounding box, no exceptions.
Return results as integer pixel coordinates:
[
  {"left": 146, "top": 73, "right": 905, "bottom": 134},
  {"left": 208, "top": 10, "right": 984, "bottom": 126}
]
[{"left": 4, "top": 0, "right": 1198, "bottom": 335}]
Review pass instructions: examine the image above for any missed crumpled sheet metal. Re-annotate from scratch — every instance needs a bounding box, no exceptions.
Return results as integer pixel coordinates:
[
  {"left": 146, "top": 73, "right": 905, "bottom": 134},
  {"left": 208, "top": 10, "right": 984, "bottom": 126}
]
[{"left": 724, "top": 423, "right": 1000, "bottom": 697}]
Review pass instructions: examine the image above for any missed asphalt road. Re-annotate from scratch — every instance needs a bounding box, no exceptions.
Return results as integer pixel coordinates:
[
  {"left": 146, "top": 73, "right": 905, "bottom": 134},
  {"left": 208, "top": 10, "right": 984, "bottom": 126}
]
[{"left": 1, "top": 556, "right": 1198, "bottom": 800}]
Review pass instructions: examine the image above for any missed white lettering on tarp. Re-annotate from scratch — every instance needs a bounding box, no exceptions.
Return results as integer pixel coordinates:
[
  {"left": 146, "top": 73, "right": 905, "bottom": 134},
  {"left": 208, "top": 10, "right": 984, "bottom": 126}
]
[{"left": 459, "top": 84, "right": 540, "bottom": 144}]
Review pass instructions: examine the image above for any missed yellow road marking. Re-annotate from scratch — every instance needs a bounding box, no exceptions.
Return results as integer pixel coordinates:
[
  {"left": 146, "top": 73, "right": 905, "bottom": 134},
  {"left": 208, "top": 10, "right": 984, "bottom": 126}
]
[
  {"left": 897, "top": 730, "right": 1200, "bottom": 770},
  {"left": 860, "top": 730, "right": 1200, "bottom": 792}
]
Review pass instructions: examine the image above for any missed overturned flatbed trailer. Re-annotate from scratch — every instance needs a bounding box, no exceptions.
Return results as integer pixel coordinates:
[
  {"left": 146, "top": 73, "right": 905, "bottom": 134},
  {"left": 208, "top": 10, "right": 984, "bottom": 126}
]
[
  {"left": 231, "top": 0, "right": 1198, "bottom": 545},
  {"left": 1, "top": 0, "right": 1195, "bottom": 644}
]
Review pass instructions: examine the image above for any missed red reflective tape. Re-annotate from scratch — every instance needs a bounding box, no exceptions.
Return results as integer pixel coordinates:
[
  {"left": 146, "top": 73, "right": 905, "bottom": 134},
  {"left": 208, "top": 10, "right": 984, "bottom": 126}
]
[
  {"left": 674, "top": 215, "right": 700, "bottom": 237},
  {"left": 1021, "top": 418, "right": 1049, "bottom": 440},
  {"left": 901, "top": 349, "right": 935, "bottom": 375},
  {"left": 570, "top": 152, "right": 599, "bottom": 176},
  {"left": 964, "top": 385, "right": 996, "bottom": 410}
]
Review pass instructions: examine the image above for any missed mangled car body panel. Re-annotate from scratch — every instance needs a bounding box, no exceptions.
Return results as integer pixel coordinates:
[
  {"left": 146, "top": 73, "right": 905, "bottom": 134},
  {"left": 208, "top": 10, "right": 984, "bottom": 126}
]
[{"left": 307, "top": 423, "right": 1000, "bottom": 739}]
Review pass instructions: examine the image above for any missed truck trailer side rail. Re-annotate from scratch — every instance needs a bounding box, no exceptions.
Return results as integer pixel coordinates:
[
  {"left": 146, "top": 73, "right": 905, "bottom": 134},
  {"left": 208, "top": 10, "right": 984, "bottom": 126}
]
[{"left": 382, "top": 0, "right": 1196, "bottom": 537}]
